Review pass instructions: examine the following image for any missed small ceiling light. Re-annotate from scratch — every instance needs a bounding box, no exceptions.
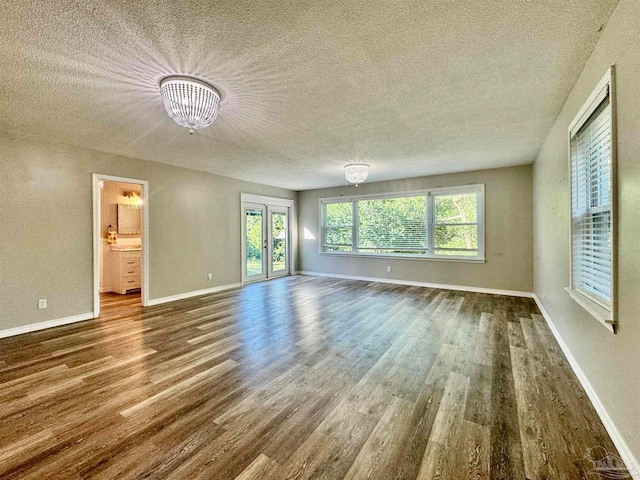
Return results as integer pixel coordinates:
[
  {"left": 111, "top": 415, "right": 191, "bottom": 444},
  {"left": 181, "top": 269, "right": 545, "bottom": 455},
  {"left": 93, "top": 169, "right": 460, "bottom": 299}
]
[
  {"left": 160, "top": 76, "right": 221, "bottom": 135},
  {"left": 344, "top": 163, "right": 370, "bottom": 186}
]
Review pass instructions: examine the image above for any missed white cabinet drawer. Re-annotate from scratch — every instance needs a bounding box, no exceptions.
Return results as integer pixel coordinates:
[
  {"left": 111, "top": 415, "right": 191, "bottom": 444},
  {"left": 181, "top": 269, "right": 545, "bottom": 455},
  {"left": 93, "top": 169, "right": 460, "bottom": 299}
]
[
  {"left": 122, "top": 258, "right": 140, "bottom": 268},
  {"left": 122, "top": 266, "right": 140, "bottom": 277},
  {"left": 122, "top": 276, "right": 140, "bottom": 289}
]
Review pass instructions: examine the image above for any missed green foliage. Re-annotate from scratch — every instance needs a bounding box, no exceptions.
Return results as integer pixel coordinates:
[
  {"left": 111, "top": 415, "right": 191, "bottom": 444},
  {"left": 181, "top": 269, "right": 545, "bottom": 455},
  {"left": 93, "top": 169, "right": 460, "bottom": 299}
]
[
  {"left": 325, "top": 202, "right": 352, "bottom": 226},
  {"left": 434, "top": 193, "right": 478, "bottom": 251},
  {"left": 246, "top": 211, "right": 263, "bottom": 261},
  {"left": 325, "top": 227, "right": 352, "bottom": 246},
  {"left": 434, "top": 193, "right": 477, "bottom": 223},
  {"left": 246, "top": 258, "right": 262, "bottom": 276},
  {"left": 272, "top": 212, "right": 286, "bottom": 269}
]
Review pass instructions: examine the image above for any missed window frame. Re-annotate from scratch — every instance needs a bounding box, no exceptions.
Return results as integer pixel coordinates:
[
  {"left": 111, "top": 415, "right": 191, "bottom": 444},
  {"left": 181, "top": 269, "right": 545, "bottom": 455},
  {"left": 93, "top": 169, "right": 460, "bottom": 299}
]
[
  {"left": 565, "top": 65, "right": 617, "bottom": 332},
  {"left": 319, "top": 184, "right": 485, "bottom": 263}
]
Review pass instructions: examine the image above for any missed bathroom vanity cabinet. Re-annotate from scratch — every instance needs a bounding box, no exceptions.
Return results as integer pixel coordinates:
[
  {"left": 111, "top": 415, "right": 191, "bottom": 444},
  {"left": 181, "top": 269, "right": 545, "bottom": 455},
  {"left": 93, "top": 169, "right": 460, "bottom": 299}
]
[{"left": 110, "top": 250, "right": 141, "bottom": 294}]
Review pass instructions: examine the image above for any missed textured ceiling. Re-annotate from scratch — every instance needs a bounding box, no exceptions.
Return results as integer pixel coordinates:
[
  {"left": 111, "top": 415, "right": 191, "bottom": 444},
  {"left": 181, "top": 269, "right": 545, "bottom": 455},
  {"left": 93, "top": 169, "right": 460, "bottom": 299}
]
[{"left": 0, "top": 1, "right": 618, "bottom": 190}]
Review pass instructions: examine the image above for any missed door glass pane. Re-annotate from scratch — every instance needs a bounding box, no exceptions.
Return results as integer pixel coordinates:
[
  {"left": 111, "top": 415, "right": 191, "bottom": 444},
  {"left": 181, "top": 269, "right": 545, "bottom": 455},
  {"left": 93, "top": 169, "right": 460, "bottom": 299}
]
[
  {"left": 246, "top": 209, "right": 263, "bottom": 276},
  {"left": 271, "top": 211, "right": 287, "bottom": 272}
]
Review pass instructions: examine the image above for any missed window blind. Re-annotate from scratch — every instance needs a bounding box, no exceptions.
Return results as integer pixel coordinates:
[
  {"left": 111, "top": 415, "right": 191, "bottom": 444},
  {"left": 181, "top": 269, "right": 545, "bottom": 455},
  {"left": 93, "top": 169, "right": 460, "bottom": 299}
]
[
  {"left": 357, "top": 196, "right": 427, "bottom": 254},
  {"left": 571, "top": 94, "right": 612, "bottom": 305}
]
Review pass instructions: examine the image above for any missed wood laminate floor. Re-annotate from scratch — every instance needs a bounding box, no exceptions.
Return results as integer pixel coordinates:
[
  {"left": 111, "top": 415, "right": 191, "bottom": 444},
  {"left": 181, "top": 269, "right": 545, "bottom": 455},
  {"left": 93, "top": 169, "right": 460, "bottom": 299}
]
[{"left": 0, "top": 276, "right": 625, "bottom": 479}]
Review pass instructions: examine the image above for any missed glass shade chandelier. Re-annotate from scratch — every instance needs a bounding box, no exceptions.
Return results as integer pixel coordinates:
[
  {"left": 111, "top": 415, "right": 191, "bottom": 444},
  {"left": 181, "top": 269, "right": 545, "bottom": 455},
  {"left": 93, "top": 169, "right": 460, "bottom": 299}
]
[
  {"left": 160, "top": 76, "right": 221, "bottom": 135},
  {"left": 344, "top": 163, "right": 370, "bottom": 186}
]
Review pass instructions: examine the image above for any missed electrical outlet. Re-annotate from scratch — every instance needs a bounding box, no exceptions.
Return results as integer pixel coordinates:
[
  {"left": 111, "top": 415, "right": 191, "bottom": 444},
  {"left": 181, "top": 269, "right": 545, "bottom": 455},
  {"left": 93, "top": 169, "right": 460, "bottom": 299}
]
[
  {"left": 207, "top": 273, "right": 212, "bottom": 280},
  {"left": 387, "top": 266, "right": 392, "bottom": 273},
  {"left": 38, "top": 299, "right": 47, "bottom": 309}
]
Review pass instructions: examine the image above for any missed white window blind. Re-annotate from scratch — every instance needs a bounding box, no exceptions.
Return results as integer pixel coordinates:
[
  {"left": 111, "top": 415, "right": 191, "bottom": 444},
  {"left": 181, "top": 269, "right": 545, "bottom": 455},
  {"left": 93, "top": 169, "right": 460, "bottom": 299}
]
[
  {"left": 570, "top": 90, "right": 612, "bottom": 306},
  {"left": 357, "top": 196, "right": 427, "bottom": 254},
  {"left": 320, "top": 185, "right": 484, "bottom": 261}
]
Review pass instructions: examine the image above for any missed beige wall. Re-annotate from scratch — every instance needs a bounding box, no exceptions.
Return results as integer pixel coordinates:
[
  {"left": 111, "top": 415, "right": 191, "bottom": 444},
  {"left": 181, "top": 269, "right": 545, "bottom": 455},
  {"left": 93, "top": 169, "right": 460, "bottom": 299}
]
[
  {"left": 298, "top": 165, "right": 533, "bottom": 293},
  {"left": 0, "top": 133, "right": 295, "bottom": 330},
  {"left": 533, "top": 0, "right": 640, "bottom": 462}
]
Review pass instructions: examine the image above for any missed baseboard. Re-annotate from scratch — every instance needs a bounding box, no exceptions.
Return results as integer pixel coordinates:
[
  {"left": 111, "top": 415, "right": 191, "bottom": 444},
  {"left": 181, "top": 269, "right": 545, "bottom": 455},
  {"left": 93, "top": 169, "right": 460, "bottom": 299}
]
[
  {"left": 533, "top": 295, "right": 640, "bottom": 479},
  {"left": 147, "top": 283, "right": 242, "bottom": 306},
  {"left": 296, "top": 271, "right": 534, "bottom": 298},
  {"left": 0, "top": 312, "right": 95, "bottom": 339},
  {"left": 0, "top": 285, "right": 243, "bottom": 338}
]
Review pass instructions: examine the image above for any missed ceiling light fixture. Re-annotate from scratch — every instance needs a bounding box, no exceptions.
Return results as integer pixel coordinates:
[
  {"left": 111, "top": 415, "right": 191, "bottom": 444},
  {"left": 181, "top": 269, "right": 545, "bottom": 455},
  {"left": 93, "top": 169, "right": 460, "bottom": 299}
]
[
  {"left": 160, "top": 76, "right": 221, "bottom": 135},
  {"left": 344, "top": 163, "right": 370, "bottom": 186}
]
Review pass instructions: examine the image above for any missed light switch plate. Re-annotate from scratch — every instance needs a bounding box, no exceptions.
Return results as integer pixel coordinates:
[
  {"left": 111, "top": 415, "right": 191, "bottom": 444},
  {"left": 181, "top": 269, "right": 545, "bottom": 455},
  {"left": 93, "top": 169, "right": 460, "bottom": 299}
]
[{"left": 38, "top": 299, "right": 47, "bottom": 309}]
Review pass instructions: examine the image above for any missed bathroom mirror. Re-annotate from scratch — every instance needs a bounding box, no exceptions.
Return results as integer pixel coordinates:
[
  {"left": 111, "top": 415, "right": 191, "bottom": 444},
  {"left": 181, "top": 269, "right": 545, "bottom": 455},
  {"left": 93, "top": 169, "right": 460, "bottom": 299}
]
[{"left": 117, "top": 204, "right": 141, "bottom": 234}]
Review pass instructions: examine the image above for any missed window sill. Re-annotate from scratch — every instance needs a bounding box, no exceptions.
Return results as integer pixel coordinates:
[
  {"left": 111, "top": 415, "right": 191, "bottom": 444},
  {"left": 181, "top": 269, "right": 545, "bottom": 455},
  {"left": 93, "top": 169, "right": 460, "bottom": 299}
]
[
  {"left": 565, "top": 287, "right": 616, "bottom": 333},
  {"left": 318, "top": 251, "right": 486, "bottom": 264}
]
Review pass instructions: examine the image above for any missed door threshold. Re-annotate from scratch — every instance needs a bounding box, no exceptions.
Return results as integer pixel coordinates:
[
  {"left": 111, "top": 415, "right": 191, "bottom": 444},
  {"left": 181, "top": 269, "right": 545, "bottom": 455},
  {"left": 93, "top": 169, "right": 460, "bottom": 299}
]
[{"left": 242, "top": 274, "right": 291, "bottom": 285}]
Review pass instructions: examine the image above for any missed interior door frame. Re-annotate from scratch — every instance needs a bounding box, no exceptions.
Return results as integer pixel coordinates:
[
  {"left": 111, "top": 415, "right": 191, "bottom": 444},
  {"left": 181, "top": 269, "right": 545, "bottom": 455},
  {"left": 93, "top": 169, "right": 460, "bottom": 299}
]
[
  {"left": 93, "top": 174, "right": 150, "bottom": 318},
  {"left": 240, "top": 193, "right": 295, "bottom": 285}
]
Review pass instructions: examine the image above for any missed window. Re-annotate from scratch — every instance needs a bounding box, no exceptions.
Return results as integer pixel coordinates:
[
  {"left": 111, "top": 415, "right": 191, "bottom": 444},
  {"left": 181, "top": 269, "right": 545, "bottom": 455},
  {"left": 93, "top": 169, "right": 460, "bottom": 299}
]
[
  {"left": 567, "top": 67, "right": 616, "bottom": 329},
  {"left": 433, "top": 191, "right": 480, "bottom": 257},
  {"left": 321, "top": 185, "right": 484, "bottom": 261},
  {"left": 323, "top": 201, "right": 353, "bottom": 252}
]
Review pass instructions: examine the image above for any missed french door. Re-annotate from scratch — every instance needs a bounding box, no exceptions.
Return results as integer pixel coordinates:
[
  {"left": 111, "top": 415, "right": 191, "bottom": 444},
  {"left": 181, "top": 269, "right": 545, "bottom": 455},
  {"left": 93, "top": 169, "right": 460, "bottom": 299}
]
[{"left": 243, "top": 202, "right": 290, "bottom": 282}]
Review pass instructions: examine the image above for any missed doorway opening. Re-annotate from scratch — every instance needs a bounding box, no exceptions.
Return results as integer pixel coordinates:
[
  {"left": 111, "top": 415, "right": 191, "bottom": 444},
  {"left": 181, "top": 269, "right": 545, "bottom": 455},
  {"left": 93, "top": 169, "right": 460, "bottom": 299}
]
[
  {"left": 93, "top": 174, "right": 149, "bottom": 318},
  {"left": 241, "top": 194, "right": 294, "bottom": 284}
]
